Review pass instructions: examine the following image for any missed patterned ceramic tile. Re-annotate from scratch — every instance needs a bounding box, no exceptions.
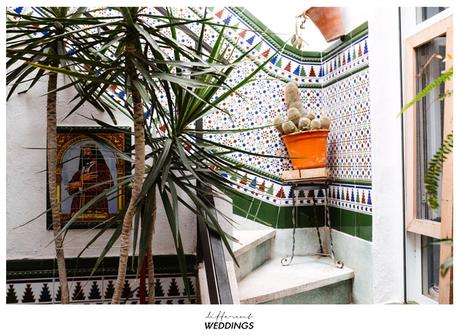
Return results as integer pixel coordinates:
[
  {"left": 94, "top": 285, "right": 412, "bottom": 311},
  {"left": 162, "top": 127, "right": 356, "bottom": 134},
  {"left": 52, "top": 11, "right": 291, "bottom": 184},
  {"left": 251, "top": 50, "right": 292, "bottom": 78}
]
[{"left": 6, "top": 275, "right": 197, "bottom": 304}]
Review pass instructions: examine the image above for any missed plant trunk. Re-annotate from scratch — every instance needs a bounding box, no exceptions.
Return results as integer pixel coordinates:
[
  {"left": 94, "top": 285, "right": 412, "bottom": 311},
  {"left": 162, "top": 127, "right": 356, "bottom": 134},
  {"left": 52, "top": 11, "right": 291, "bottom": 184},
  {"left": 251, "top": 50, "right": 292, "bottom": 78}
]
[
  {"left": 147, "top": 191, "right": 156, "bottom": 304},
  {"left": 47, "top": 70, "right": 70, "bottom": 304},
  {"left": 112, "top": 37, "right": 145, "bottom": 304}
]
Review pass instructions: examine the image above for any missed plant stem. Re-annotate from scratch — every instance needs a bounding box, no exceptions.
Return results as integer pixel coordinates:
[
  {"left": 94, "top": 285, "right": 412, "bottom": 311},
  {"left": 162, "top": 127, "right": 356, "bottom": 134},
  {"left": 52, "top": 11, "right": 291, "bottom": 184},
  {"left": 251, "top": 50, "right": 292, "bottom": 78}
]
[
  {"left": 47, "top": 68, "right": 70, "bottom": 304},
  {"left": 147, "top": 190, "right": 156, "bottom": 304},
  {"left": 112, "top": 35, "right": 145, "bottom": 304}
]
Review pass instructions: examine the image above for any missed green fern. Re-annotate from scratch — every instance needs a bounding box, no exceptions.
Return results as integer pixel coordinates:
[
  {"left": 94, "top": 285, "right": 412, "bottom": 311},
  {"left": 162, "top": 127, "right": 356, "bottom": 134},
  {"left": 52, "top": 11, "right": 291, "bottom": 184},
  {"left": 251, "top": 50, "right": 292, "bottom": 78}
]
[
  {"left": 424, "top": 132, "right": 453, "bottom": 209},
  {"left": 400, "top": 66, "right": 453, "bottom": 114}
]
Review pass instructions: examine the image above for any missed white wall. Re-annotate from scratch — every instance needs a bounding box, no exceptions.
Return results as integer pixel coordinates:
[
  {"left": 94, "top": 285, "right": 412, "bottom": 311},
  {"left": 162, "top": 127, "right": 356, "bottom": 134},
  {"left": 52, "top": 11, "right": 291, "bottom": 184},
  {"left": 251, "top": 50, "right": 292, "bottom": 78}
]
[
  {"left": 6, "top": 74, "right": 197, "bottom": 260},
  {"left": 368, "top": 6, "right": 405, "bottom": 304},
  {"left": 310, "top": 6, "right": 406, "bottom": 304}
]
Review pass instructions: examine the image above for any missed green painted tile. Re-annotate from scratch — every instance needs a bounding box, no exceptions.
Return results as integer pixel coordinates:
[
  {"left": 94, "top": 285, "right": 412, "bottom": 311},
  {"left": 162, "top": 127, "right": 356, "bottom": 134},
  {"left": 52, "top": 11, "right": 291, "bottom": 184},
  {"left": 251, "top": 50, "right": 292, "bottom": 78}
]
[
  {"left": 277, "top": 207, "right": 294, "bottom": 228},
  {"left": 340, "top": 209, "right": 356, "bottom": 236},
  {"left": 230, "top": 190, "right": 372, "bottom": 240},
  {"left": 247, "top": 199, "right": 261, "bottom": 220},
  {"left": 255, "top": 201, "right": 279, "bottom": 227},
  {"left": 231, "top": 192, "right": 252, "bottom": 217},
  {"left": 298, "top": 206, "right": 325, "bottom": 228},
  {"left": 329, "top": 207, "right": 341, "bottom": 231},
  {"left": 356, "top": 212, "right": 372, "bottom": 241}
]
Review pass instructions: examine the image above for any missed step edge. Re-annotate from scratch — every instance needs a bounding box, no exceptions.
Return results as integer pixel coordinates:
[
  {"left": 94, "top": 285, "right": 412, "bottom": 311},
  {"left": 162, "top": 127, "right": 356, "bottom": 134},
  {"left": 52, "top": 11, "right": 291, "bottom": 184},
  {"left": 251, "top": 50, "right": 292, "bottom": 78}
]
[
  {"left": 234, "top": 230, "right": 276, "bottom": 258},
  {"left": 239, "top": 270, "right": 354, "bottom": 304}
]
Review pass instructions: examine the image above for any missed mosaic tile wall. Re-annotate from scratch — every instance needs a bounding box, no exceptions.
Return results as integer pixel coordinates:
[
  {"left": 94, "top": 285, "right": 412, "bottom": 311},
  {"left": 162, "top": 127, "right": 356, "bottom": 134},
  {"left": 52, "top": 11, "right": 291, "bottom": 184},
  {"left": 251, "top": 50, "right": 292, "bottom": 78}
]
[
  {"left": 6, "top": 256, "right": 197, "bottom": 304},
  {"left": 6, "top": 275, "right": 196, "bottom": 304},
  {"left": 182, "top": 7, "right": 373, "bottom": 240}
]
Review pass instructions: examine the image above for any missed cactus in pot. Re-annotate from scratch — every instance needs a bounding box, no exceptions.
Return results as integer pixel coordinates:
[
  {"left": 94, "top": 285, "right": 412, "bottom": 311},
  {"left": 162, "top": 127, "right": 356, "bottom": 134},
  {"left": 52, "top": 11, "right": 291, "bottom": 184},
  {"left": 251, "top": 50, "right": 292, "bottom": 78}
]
[
  {"left": 320, "top": 116, "right": 331, "bottom": 129},
  {"left": 306, "top": 112, "right": 316, "bottom": 121},
  {"left": 282, "top": 120, "right": 298, "bottom": 134},
  {"left": 288, "top": 100, "right": 305, "bottom": 114},
  {"left": 284, "top": 81, "right": 300, "bottom": 103},
  {"left": 311, "top": 118, "right": 321, "bottom": 130},
  {"left": 298, "top": 117, "right": 311, "bottom": 131},
  {"left": 273, "top": 115, "right": 285, "bottom": 133},
  {"left": 287, "top": 107, "right": 302, "bottom": 127},
  {"left": 274, "top": 81, "right": 332, "bottom": 136}
]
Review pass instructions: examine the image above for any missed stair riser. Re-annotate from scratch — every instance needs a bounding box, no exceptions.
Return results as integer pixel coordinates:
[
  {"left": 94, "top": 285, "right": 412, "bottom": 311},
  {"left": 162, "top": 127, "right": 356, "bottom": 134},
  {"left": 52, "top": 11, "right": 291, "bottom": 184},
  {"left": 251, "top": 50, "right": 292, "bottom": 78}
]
[
  {"left": 235, "top": 239, "right": 272, "bottom": 281},
  {"left": 244, "top": 279, "right": 352, "bottom": 304}
]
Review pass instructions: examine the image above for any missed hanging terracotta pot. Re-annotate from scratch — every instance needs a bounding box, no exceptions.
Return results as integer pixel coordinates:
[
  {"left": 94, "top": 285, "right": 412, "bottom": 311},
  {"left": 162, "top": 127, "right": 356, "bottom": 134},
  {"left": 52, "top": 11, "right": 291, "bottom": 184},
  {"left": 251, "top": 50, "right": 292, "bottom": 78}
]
[{"left": 303, "top": 7, "right": 344, "bottom": 42}]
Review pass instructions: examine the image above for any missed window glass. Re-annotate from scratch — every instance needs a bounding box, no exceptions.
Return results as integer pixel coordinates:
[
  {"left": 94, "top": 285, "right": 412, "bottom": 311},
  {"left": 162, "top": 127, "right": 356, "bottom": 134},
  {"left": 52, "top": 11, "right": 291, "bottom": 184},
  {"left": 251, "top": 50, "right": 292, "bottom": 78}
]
[
  {"left": 421, "top": 236, "right": 440, "bottom": 301},
  {"left": 415, "top": 36, "right": 445, "bottom": 222},
  {"left": 416, "top": 7, "right": 446, "bottom": 24}
]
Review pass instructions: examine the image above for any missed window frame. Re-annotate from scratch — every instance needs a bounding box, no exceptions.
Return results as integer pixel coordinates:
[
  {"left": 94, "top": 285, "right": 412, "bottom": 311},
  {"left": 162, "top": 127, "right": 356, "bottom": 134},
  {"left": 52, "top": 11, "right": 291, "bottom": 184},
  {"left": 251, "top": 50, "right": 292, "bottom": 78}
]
[{"left": 403, "top": 15, "right": 453, "bottom": 304}]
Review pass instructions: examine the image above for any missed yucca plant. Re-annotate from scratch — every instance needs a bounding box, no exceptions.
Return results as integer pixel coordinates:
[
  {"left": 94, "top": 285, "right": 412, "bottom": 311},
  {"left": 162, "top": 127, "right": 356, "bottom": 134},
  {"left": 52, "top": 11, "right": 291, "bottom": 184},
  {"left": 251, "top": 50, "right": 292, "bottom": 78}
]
[
  {"left": 70, "top": 7, "right": 280, "bottom": 303},
  {"left": 36, "top": 6, "right": 231, "bottom": 304},
  {"left": 6, "top": 6, "right": 104, "bottom": 304}
]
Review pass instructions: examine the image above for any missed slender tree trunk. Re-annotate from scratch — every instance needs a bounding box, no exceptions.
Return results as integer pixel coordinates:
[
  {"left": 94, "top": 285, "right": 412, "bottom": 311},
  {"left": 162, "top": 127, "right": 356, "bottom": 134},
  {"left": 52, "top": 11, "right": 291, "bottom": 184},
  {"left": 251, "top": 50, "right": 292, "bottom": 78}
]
[
  {"left": 147, "top": 191, "right": 156, "bottom": 304},
  {"left": 112, "top": 36, "right": 145, "bottom": 304},
  {"left": 47, "top": 70, "right": 70, "bottom": 304}
]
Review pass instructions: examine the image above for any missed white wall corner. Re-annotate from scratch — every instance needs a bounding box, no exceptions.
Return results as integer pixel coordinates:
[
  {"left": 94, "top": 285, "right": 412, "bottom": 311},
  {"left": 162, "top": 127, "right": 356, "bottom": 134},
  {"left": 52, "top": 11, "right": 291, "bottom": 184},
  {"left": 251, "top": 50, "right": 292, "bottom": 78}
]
[{"left": 368, "top": 7, "right": 405, "bottom": 304}]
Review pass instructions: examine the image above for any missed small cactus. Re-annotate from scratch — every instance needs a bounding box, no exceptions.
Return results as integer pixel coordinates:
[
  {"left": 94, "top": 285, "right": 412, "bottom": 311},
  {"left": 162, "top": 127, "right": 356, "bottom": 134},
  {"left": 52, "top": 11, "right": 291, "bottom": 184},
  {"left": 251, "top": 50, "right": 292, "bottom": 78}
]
[
  {"left": 306, "top": 112, "right": 316, "bottom": 121},
  {"left": 310, "top": 119, "right": 321, "bottom": 130},
  {"left": 281, "top": 82, "right": 332, "bottom": 135},
  {"left": 298, "top": 117, "right": 311, "bottom": 131},
  {"left": 288, "top": 100, "right": 304, "bottom": 114},
  {"left": 284, "top": 81, "right": 300, "bottom": 104},
  {"left": 282, "top": 120, "right": 297, "bottom": 134},
  {"left": 273, "top": 115, "right": 285, "bottom": 133},
  {"left": 287, "top": 107, "right": 302, "bottom": 126},
  {"left": 320, "top": 116, "right": 331, "bottom": 129}
]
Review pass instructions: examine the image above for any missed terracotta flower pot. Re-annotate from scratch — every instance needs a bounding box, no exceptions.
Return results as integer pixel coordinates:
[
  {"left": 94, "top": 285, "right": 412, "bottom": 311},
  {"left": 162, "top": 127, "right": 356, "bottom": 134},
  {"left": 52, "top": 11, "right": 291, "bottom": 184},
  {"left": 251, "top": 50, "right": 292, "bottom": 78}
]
[
  {"left": 303, "top": 7, "right": 344, "bottom": 42},
  {"left": 282, "top": 129, "right": 329, "bottom": 169}
]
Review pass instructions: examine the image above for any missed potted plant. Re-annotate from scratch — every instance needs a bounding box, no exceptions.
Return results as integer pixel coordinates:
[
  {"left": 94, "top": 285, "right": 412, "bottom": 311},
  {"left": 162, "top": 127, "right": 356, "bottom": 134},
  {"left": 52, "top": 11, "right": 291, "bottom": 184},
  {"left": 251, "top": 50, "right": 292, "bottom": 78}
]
[{"left": 274, "top": 81, "right": 331, "bottom": 169}]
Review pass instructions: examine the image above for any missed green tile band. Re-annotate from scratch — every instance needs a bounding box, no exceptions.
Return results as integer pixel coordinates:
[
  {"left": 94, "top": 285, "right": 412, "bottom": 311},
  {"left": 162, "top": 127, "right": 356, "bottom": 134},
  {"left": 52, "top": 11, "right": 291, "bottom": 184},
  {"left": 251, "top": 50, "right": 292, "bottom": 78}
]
[
  {"left": 230, "top": 191, "right": 372, "bottom": 241},
  {"left": 7, "top": 255, "right": 197, "bottom": 280}
]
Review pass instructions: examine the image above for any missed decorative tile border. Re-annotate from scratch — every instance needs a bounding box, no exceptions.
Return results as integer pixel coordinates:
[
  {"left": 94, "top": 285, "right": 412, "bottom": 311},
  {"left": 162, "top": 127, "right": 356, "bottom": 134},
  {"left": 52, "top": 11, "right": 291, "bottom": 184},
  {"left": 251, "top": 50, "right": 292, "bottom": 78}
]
[
  {"left": 229, "top": 188, "right": 372, "bottom": 241},
  {"left": 328, "top": 183, "right": 372, "bottom": 214},
  {"left": 6, "top": 256, "right": 197, "bottom": 304},
  {"left": 7, "top": 275, "right": 196, "bottom": 304},
  {"left": 224, "top": 172, "right": 371, "bottom": 213}
]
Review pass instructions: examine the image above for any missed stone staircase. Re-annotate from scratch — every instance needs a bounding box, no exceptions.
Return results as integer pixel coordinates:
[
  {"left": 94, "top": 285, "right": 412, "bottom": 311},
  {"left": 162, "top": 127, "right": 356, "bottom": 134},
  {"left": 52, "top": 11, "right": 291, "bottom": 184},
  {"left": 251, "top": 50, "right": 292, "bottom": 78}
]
[{"left": 232, "top": 227, "right": 354, "bottom": 304}]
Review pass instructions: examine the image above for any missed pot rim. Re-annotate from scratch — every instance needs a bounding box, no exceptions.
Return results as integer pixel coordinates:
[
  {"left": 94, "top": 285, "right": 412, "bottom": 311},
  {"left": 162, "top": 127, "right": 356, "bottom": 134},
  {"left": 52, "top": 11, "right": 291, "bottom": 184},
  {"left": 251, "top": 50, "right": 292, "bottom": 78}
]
[{"left": 281, "top": 128, "right": 329, "bottom": 138}]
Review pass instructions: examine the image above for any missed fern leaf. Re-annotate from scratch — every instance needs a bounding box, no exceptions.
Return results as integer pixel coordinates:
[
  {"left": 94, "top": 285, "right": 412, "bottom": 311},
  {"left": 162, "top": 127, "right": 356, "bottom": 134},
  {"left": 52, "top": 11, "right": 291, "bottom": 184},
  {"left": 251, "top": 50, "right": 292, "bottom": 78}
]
[
  {"left": 401, "top": 66, "right": 453, "bottom": 114},
  {"left": 424, "top": 132, "right": 453, "bottom": 209}
]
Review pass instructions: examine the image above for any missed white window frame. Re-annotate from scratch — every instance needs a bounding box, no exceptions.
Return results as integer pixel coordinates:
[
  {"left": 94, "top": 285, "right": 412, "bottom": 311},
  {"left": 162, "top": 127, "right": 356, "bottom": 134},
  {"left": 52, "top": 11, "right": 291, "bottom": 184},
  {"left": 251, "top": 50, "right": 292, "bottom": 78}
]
[{"left": 402, "top": 9, "right": 453, "bottom": 304}]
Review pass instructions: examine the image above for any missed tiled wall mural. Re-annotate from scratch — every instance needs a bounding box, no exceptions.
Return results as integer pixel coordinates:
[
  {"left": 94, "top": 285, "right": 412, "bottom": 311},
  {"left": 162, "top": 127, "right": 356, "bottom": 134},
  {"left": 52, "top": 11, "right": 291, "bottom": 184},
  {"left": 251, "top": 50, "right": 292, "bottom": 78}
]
[
  {"left": 6, "top": 275, "right": 196, "bottom": 304},
  {"left": 181, "top": 7, "right": 373, "bottom": 240},
  {"left": 6, "top": 257, "right": 197, "bottom": 304}
]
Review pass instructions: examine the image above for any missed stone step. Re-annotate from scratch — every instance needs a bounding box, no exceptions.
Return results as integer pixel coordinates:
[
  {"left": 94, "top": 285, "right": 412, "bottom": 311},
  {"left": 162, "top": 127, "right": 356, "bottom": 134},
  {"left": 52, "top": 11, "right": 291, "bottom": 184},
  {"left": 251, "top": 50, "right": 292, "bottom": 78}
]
[
  {"left": 232, "top": 229, "right": 276, "bottom": 281},
  {"left": 238, "top": 255, "right": 354, "bottom": 304}
]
